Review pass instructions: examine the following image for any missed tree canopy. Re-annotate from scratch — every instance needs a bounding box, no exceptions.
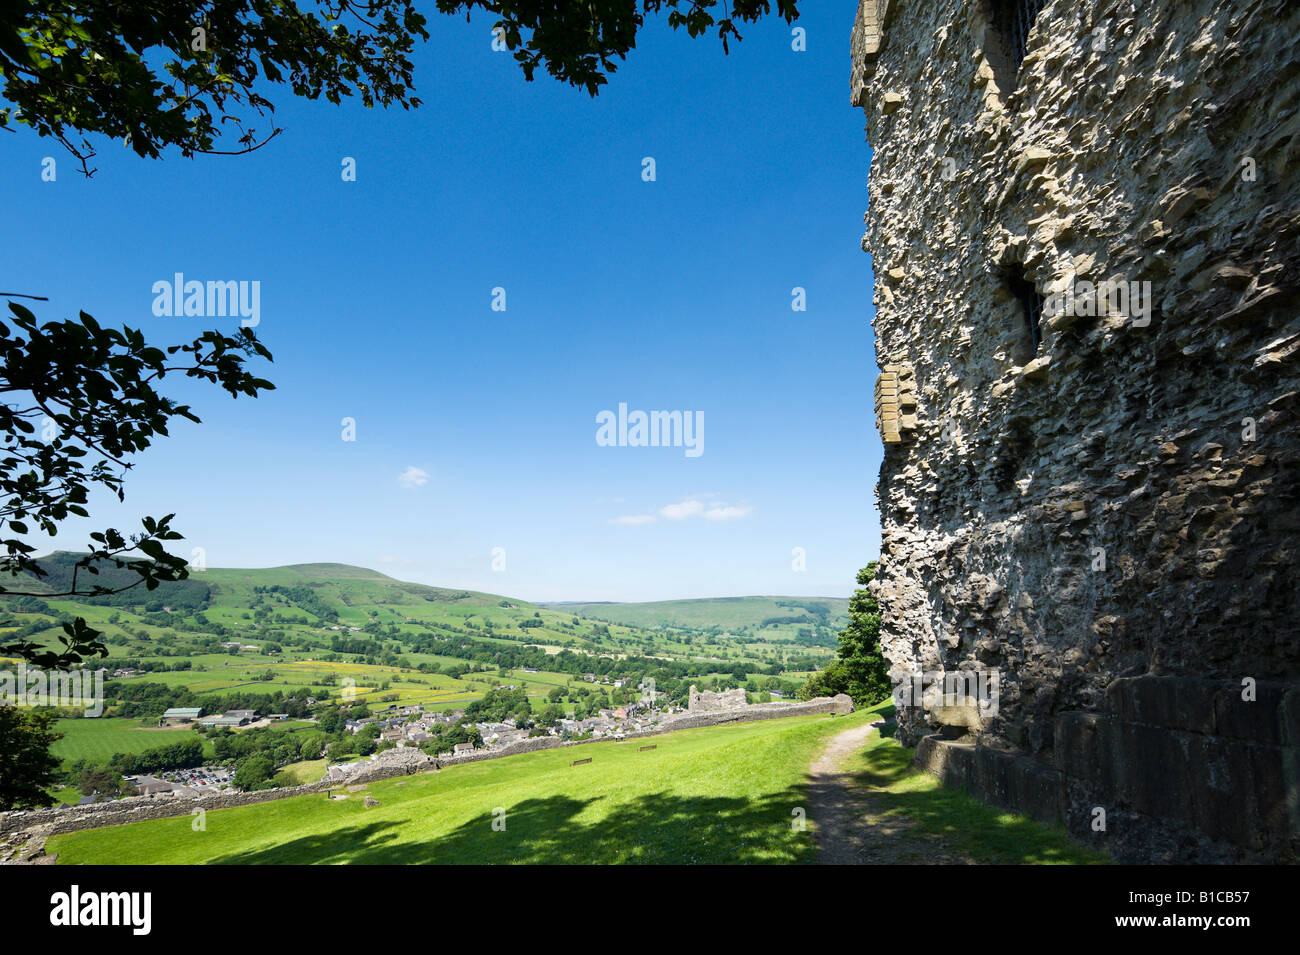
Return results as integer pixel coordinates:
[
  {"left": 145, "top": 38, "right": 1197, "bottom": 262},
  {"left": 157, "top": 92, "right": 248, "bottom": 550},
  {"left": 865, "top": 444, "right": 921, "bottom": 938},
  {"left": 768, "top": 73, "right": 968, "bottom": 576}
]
[
  {"left": 798, "top": 563, "right": 890, "bottom": 707},
  {"left": 0, "top": 1, "right": 799, "bottom": 174},
  {"left": 0, "top": 707, "right": 62, "bottom": 810},
  {"left": 0, "top": 301, "right": 273, "bottom": 667}
]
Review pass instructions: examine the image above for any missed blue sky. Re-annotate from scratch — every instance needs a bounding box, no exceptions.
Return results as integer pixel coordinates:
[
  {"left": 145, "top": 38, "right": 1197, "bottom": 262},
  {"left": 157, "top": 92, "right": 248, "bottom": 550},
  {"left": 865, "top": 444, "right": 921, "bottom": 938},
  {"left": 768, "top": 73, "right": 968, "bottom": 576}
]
[{"left": 3, "top": 2, "right": 880, "bottom": 602}]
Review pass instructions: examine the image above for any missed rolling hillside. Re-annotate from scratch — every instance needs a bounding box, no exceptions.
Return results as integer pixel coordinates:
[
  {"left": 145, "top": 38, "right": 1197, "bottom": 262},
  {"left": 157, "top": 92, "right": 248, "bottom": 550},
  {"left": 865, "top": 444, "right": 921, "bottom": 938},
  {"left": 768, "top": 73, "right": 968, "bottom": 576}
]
[
  {"left": 2, "top": 556, "right": 842, "bottom": 759},
  {"left": 548, "top": 595, "right": 850, "bottom": 642}
]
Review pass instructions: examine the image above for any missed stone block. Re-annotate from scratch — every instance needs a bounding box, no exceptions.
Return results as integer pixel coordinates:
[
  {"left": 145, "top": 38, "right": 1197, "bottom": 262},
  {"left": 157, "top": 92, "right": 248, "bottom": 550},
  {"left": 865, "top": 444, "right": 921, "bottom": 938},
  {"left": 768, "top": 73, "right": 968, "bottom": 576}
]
[
  {"left": 1106, "top": 676, "right": 1218, "bottom": 734},
  {"left": 914, "top": 735, "right": 976, "bottom": 792},
  {"left": 1213, "top": 681, "right": 1287, "bottom": 746},
  {"left": 1055, "top": 711, "right": 1119, "bottom": 794},
  {"left": 1111, "top": 721, "right": 1196, "bottom": 823},
  {"left": 1184, "top": 733, "right": 1290, "bottom": 853}
]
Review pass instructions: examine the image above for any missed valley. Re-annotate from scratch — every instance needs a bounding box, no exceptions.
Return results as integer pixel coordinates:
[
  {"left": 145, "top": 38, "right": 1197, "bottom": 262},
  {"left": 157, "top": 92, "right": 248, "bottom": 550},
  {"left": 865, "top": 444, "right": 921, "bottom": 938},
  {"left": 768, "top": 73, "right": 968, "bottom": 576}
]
[{"left": 1, "top": 553, "right": 845, "bottom": 801}]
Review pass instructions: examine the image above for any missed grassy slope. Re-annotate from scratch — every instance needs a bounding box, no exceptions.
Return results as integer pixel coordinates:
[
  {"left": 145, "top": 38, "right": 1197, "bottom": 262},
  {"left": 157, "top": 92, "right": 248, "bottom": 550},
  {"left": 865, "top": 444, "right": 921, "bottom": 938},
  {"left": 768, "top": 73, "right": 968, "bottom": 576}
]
[
  {"left": 48, "top": 708, "right": 1105, "bottom": 865},
  {"left": 554, "top": 596, "right": 850, "bottom": 633},
  {"left": 51, "top": 713, "right": 869, "bottom": 865},
  {"left": 277, "top": 759, "right": 328, "bottom": 784}
]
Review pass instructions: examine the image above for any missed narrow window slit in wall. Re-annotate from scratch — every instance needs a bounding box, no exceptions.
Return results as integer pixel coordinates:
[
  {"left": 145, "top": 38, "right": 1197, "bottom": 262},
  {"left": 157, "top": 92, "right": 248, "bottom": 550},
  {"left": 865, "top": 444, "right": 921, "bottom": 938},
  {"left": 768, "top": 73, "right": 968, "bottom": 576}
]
[
  {"left": 991, "top": 0, "right": 1048, "bottom": 75},
  {"left": 1006, "top": 266, "right": 1044, "bottom": 354}
]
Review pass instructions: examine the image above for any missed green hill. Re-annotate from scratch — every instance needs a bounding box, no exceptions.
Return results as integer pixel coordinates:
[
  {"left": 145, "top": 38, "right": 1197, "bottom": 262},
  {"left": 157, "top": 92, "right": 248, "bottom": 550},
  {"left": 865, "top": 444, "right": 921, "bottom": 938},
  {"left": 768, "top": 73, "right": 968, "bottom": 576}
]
[
  {"left": 548, "top": 596, "right": 850, "bottom": 643},
  {"left": 2, "top": 557, "right": 839, "bottom": 738},
  {"left": 9, "top": 555, "right": 847, "bottom": 645},
  {"left": 4, "top": 551, "right": 213, "bottom": 610}
]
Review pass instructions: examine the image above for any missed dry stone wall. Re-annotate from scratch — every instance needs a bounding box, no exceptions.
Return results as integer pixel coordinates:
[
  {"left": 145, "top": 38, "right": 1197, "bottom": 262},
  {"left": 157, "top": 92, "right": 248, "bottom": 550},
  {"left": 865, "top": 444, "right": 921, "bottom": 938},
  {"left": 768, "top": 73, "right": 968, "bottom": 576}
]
[
  {"left": 0, "top": 749, "right": 432, "bottom": 841},
  {"left": 852, "top": 0, "right": 1299, "bottom": 861},
  {"left": 418, "top": 694, "right": 853, "bottom": 765},
  {"left": 662, "top": 694, "right": 853, "bottom": 730}
]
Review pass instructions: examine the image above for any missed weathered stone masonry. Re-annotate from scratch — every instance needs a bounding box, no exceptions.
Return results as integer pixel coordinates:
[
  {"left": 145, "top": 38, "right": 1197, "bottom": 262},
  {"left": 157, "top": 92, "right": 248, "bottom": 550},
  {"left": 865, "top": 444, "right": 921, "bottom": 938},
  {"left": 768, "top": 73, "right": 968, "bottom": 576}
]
[{"left": 852, "top": 0, "right": 1299, "bottom": 861}]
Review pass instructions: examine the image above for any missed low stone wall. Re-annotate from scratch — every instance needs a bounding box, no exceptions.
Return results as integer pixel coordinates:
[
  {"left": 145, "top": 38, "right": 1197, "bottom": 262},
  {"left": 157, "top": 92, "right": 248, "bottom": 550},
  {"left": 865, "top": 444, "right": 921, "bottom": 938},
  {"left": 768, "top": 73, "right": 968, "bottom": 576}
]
[
  {"left": 432, "top": 694, "right": 855, "bottom": 768},
  {"left": 0, "top": 754, "right": 430, "bottom": 840},
  {"left": 656, "top": 694, "right": 854, "bottom": 731},
  {"left": 914, "top": 676, "right": 1299, "bottom": 863},
  {"left": 433, "top": 734, "right": 567, "bottom": 767},
  {"left": 0, "top": 695, "right": 854, "bottom": 844}
]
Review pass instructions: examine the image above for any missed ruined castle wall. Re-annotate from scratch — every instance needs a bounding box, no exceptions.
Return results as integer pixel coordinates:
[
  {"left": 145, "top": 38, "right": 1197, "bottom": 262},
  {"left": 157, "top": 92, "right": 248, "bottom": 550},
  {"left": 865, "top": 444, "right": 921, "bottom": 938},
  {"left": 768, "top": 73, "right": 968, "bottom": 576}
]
[
  {"left": 688, "top": 685, "right": 749, "bottom": 712},
  {"left": 852, "top": 0, "right": 1300, "bottom": 860}
]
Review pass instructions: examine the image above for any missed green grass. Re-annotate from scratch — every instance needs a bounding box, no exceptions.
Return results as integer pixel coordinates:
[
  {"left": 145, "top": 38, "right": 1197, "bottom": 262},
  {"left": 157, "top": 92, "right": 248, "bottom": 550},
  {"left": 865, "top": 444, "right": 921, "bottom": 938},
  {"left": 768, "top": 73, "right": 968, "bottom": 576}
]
[
  {"left": 49, "top": 786, "right": 82, "bottom": 806},
  {"left": 841, "top": 705, "right": 1110, "bottom": 865},
  {"left": 51, "top": 718, "right": 212, "bottom": 765},
  {"left": 50, "top": 713, "right": 868, "bottom": 865},
  {"left": 47, "top": 706, "right": 1106, "bottom": 865},
  {"left": 277, "top": 759, "right": 328, "bottom": 784}
]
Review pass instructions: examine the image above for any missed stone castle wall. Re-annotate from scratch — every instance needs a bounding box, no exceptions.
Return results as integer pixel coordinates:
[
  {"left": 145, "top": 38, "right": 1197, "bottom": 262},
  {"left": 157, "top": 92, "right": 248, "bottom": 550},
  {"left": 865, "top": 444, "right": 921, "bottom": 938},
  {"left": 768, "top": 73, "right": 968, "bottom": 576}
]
[
  {"left": 851, "top": 0, "right": 1299, "bottom": 860},
  {"left": 687, "top": 685, "right": 749, "bottom": 712}
]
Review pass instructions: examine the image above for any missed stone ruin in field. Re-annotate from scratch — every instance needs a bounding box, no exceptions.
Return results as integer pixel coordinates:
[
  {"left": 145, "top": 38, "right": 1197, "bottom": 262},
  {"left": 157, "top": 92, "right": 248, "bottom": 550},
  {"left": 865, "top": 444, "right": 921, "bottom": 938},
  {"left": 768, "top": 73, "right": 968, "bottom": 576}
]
[
  {"left": 687, "top": 685, "right": 749, "bottom": 713},
  {"left": 851, "top": 0, "right": 1299, "bottom": 861}
]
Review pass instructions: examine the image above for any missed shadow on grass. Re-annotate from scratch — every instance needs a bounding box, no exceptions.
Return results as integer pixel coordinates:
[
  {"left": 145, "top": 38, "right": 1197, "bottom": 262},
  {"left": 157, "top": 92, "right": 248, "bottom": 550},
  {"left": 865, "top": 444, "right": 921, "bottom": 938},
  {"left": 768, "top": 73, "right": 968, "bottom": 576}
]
[
  {"left": 209, "top": 789, "right": 815, "bottom": 865},
  {"left": 844, "top": 728, "right": 1108, "bottom": 865}
]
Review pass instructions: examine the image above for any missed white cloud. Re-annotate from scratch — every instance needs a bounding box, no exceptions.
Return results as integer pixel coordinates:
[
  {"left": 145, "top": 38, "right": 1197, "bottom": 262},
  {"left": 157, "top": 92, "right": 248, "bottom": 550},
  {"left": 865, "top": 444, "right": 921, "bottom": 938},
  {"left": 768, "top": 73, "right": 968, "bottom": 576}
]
[
  {"left": 608, "top": 498, "right": 753, "bottom": 526},
  {"left": 703, "top": 504, "right": 753, "bottom": 521},
  {"left": 659, "top": 500, "right": 705, "bottom": 521},
  {"left": 397, "top": 466, "right": 429, "bottom": 488},
  {"left": 609, "top": 514, "right": 656, "bottom": 526}
]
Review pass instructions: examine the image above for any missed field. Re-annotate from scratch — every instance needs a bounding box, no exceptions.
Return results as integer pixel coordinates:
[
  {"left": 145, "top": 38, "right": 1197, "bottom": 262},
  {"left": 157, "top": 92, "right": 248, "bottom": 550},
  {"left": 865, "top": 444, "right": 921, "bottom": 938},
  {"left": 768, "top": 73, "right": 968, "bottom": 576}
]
[
  {"left": 50, "top": 714, "right": 868, "bottom": 864},
  {"left": 277, "top": 759, "right": 328, "bottom": 784},
  {"left": 2, "top": 554, "right": 853, "bottom": 810},
  {"left": 50, "top": 718, "right": 212, "bottom": 764}
]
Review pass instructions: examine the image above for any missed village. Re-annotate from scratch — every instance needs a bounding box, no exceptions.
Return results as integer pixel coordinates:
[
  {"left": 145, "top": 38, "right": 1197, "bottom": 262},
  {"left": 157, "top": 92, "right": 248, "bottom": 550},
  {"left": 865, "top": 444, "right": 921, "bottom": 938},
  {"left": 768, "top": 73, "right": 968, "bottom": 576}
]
[
  {"left": 107, "top": 684, "right": 688, "bottom": 801},
  {"left": 346, "top": 694, "right": 676, "bottom": 757}
]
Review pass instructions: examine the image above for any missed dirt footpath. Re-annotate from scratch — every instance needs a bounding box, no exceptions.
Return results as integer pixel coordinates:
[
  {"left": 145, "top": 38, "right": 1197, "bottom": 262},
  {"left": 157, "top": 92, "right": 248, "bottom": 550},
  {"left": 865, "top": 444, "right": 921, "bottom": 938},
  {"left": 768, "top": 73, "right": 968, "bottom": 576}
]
[{"left": 807, "top": 719, "right": 974, "bottom": 865}]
